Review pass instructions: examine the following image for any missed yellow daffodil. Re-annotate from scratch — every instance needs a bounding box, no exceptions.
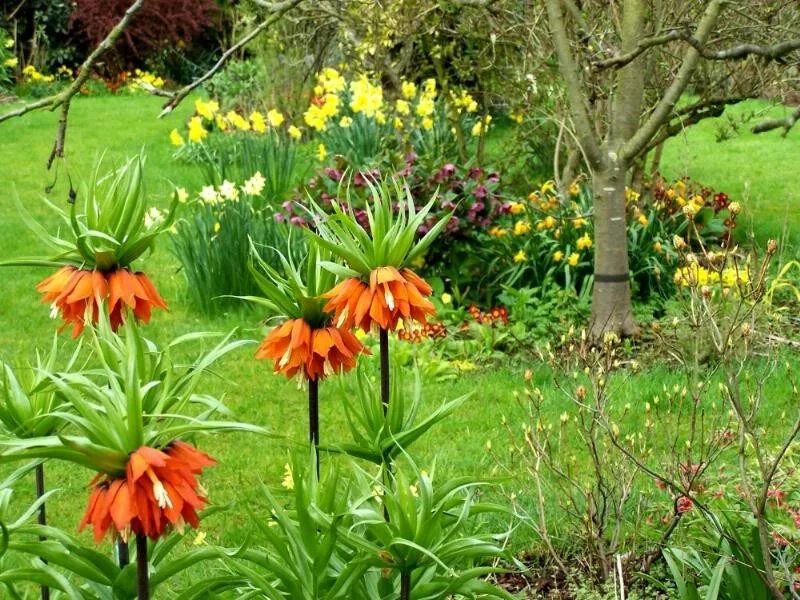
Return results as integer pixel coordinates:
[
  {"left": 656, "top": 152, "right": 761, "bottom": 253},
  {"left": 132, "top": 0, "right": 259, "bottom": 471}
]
[
  {"left": 215, "top": 114, "right": 228, "bottom": 131},
  {"left": 572, "top": 217, "right": 587, "bottom": 228},
  {"left": 188, "top": 117, "right": 208, "bottom": 143},
  {"left": 401, "top": 80, "right": 417, "bottom": 99},
  {"left": 540, "top": 180, "right": 556, "bottom": 194},
  {"left": 194, "top": 99, "right": 219, "bottom": 120},
  {"left": 176, "top": 187, "right": 189, "bottom": 203},
  {"left": 339, "top": 116, "right": 353, "bottom": 127},
  {"left": 350, "top": 76, "right": 383, "bottom": 117},
  {"left": 471, "top": 115, "right": 492, "bottom": 137},
  {"left": 169, "top": 128, "right": 185, "bottom": 147},
  {"left": 250, "top": 111, "right": 267, "bottom": 133},
  {"left": 416, "top": 95, "right": 435, "bottom": 118},
  {"left": 441, "top": 293, "right": 452, "bottom": 304},
  {"left": 267, "top": 109, "right": 285, "bottom": 127},
  {"left": 3, "top": 57, "right": 18, "bottom": 68},
  {"left": 242, "top": 172, "right": 266, "bottom": 196},
  {"left": 553, "top": 250, "right": 564, "bottom": 262},
  {"left": 288, "top": 125, "right": 302, "bottom": 140},
  {"left": 421, "top": 117, "right": 434, "bottom": 130},
  {"left": 226, "top": 111, "right": 250, "bottom": 131},
  {"left": 513, "top": 250, "right": 527, "bottom": 263},
  {"left": 396, "top": 99, "right": 410, "bottom": 115},
  {"left": 488, "top": 227, "right": 508, "bottom": 237},
  {"left": 576, "top": 233, "right": 592, "bottom": 250},
  {"left": 316, "top": 143, "right": 327, "bottom": 161},
  {"left": 510, "top": 111, "right": 524, "bottom": 124},
  {"left": 508, "top": 202, "right": 525, "bottom": 215},
  {"left": 568, "top": 253, "right": 579, "bottom": 267},
  {"left": 569, "top": 181, "right": 580, "bottom": 196},
  {"left": 637, "top": 214, "right": 648, "bottom": 226},
  {"left": 513, "top": 220, "right": 532, "bottom": 236}
]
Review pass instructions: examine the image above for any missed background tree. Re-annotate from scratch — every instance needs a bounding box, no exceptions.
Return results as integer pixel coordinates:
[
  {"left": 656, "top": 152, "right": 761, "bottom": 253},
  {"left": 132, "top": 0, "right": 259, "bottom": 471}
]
[{"left": 541, "top": 0, "right": 800, "bottom": 337}]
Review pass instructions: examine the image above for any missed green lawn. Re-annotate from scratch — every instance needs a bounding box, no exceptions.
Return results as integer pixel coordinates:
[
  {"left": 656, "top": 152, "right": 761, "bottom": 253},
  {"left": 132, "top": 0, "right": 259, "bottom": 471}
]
[
  {"left": 0, "top": 94, "right": 798, "bottom": 590},
  {"left": 660, "top": 100, "right": 800, "bottom": 246}
]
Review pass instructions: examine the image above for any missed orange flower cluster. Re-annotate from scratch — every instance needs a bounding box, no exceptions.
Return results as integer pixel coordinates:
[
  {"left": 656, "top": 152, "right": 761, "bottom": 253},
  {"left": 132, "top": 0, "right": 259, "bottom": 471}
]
[
  {"left": 256, "top": 318, "right": 368, "bottom": 381},
  {"left": 397, "top": 321, "right": 447, "bottom": 343},
  {"left": 37, "top": 266, "right": 168, "bottom": 337},
  {"left": 323, "top": 266, "right": 434, "bottom": 332},
  {"left": 467, "top": 305, "right": 509, "bottom": 326},
  {"left": 80, "top": 442, "right": 215, "bottom": 543}
]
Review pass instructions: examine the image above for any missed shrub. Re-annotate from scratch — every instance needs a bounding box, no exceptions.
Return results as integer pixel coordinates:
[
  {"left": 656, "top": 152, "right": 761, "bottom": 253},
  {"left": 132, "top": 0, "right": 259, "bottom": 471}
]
[{"left": 70, "top": 0, "right": 218, "bottom": 73}]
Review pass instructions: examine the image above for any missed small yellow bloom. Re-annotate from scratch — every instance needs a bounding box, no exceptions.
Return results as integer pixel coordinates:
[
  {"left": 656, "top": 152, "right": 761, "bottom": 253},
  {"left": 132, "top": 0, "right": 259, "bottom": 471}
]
[
  {"left": 569, "top": 181, "right": 580, "bottom": 196},
  {"left": 513, "top": 250, "right": 527, "bottom": 263},
  {"left": 637, "top": 213, "right": 648, "bottom": 227},
  {"left": 728, "top": 201, "right": 741, "bottom": 215},
  {"left": 553, "top": 250, "right": 564, "bottom": 262},
  {"left": 471, "top": 115, "right": 492, "bottom": 137},
  {"left": 250, "top": 111, "right": 267, "bottom": 133},
  {"left": 227, "top": 111, "right": 250, "bottom": 131},
  {"left": 267, "top": 108, "right": 285, "bottom": 127},
  {"left": 401, "top": 80, "right": 417, "bottom": 99},
  {"left": 187, "top": 117, "right": 208, "bottom": 143},
  {"left": 213, "top": 222, "right": 221, "bottom": 234},
  {"left": 3, "top": 57, "right": 18, "bottom": 68},
  {"left": 441, "top": 293, "right": 452, "bottom": 304},
  {"left": 540, "top": 180, "right": 556, "bottom": 195},
  {"left": 653, "top": 241, "right": 662, "bottom": 253},
  {"left": 316, "top": 143, "right": 327, "bottom": 161},
  {"left": 488, "top": 226, "right": 508, "bottom": 237},
  {"left": 513, "top": 220, "right": 532, "bottom": 236},
  {"left": 421, "top": 117, "right": 434, "bottom": 130},
  {"left": 169, "top": 128, "right": 185, "bottom": 147},
  {"left": 510, "top": 111, "right": 523, "bottom": 124},
  {"left": 288, "top": 125, "right": 302, "bottom": 140},
  {"left": 568, "top": 253, "right": 579, "bottom": 267},
  {"left": 576, "top": 233, "right": 592, "bottom": 250},
  {"left": 215, "top": 114, "right": 228, "bottom": 131},
  {"left": 194, "top": 99, "right": 212, "bottom": 120},
  {"left": 176, "top": 187, "right": 189, "bottom": 203},
  {"left": 395, "top": 99, "right": 410, "bottom": 115},
  {"left": 339, "top": 115, "right": 353, "bottom": 127},
  {"left": 193, "top": 531, "right": 207, "bottom": 545},
  {"left": 572, "top": 217, "right": 586, "bottom": 229}
]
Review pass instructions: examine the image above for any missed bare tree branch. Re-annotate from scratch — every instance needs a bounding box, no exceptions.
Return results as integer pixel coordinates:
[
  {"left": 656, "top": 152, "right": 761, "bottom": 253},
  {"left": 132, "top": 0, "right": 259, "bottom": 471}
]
[
  {"left": 0, "top": 0, "right": 145, "bottom": 166},
  {"left": 158, "top": 0, "right": 305, "bottom": 117},
  {"left": 593, "top": 28, "right": 686, "bottom": 70},
  {"left": 545, "top": 0, "right": 604, "bottom": 169},
  {"left": 752, "top": 105, "right": 800, "bottom": 136},
  {"left": 689, "top": 37, "right": 800, "bottom": 61},
  {"left": 643, "top": 96, "right": 749, "bottom": 154},
  {"left": 621, "top": 0, "right": 725, "bottom": 162}
]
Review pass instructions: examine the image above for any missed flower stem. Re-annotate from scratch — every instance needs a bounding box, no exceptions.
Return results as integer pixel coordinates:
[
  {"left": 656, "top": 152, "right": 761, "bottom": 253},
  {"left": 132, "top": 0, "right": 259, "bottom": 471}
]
[
  {"left": 309, "top": 377, "right": 320, "bottom": 479},
  {"left": 379, "top": 328, "right": 390, "bottom": 415},
  {"left": 400, "top": 571, "right": 411, "bottom": 600},
  {"left": 117, "top": 539, "right": 130, "bottom": 567},
  {"left": 35, "top": 464, "right": 50, "bottom": 600},
  {"left": 136, "top": 534, "right": 149, "bottom": 600},
  {"left": 379, "top": 327, "right": 391, "bottom": 522}
]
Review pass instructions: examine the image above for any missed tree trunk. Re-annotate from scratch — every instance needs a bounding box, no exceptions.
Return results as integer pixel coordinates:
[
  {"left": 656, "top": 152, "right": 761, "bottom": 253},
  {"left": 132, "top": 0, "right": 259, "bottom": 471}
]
[{"left": 590, "top": 163, "right": 638, "bottom": 338}]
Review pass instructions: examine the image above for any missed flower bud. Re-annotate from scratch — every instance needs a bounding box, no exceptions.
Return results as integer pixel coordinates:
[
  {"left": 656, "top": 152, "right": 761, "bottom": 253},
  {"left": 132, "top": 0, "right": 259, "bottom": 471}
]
[
  {"left": 767, "top": 239, "right": 778, "bottom": 255},
  {"left": 728, "top": 201, "right": 741, "bottom": 215},
  {"left": 673, "top": 235, "right": 686, "bottom": 250}
]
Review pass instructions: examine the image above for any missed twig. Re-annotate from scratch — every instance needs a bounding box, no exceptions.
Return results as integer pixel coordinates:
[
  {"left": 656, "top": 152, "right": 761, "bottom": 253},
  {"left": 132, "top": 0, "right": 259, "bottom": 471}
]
[
  {"left": 752, "top": 105, "right": 800, "bottom": 136},
  {"left": 158, "top": 0, "right": 305, "bottom": 117}
]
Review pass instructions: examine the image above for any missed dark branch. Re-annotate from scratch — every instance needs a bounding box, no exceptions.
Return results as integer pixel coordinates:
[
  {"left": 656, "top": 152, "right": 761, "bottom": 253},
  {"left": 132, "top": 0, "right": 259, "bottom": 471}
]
[
  {"left": 0, "top": 0, "right": 145, "bottom": 167},
  {"left": 593, "top": 29, "right": 687, "bottom": 70},
  {"left": 644, "top": 97, "right": 749, "bottom": 154},
  {"left": 158, "top": 0, "right": 305, "bottom": 117},
  {"left": 752, "top": 105, "right": 800, "bottom": 136},
  {"left": 690, "top": 37, "right": 800, "bottom": 61}
]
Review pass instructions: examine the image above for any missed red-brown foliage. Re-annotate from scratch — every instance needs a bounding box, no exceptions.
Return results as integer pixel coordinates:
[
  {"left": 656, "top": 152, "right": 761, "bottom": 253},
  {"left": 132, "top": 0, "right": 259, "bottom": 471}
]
[{"left": 70, "top": 0, "right": 218, "bottom": 71}]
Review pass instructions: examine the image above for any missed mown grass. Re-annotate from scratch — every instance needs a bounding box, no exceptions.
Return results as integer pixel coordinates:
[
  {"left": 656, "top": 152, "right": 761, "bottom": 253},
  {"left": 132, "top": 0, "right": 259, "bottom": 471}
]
[
  {"left": 660, "top": 99, "right": 800, "bottom": 246},
  {"left": 0, "top": 94, "right": 798, "bottom": 586}
]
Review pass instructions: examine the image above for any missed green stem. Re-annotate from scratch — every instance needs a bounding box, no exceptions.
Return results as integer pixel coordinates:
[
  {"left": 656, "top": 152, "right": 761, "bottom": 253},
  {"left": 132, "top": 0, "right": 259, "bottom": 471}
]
[
  {"left": 309, "top": 377, "right": 320, "bottom": 479},
  {"left": 136, "top": 534, "right": 149, "bottom": 600},
  {"left": 400, "top": 571, "right": 411, "bottom": 600},
  {"left": 35, "top": 464, "right": 49, "bottom": 600},
  {"left": 379, "top": 327, "right": 392, "bottom": 522}
]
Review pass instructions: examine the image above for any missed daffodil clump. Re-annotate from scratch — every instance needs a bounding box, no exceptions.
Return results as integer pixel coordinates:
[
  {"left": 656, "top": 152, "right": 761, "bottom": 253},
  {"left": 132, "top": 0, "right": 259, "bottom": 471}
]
[
  {"left": 126, "top": 68, "right": 165, "bottom": 92},
  {"left": 0, "top": 30, "right": 16, "bottom": 86},
  {"left": 169, "top": 98, "right": 301, "bottom": 148}
]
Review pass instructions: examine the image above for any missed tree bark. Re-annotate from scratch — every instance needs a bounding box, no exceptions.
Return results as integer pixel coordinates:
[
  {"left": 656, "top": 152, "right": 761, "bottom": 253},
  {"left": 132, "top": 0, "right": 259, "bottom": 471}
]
[{"left": 590, "top": 163, "right": 638, "bottom": 338}]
